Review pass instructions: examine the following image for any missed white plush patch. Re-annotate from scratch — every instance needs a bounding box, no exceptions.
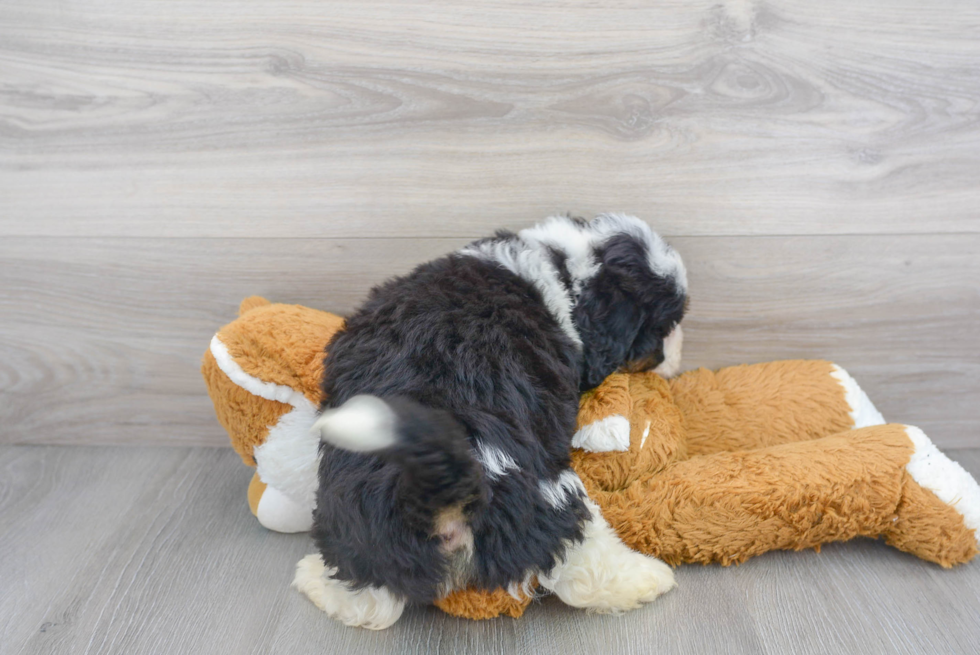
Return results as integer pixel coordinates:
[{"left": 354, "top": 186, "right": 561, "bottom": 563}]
[
  {"left": 211, "top": 334, "right": 321, "bottom": 508},
  {"left": 293, "top": 554, "right": 405, "bottom": 630},
  {"left": 474, "top": 442, "right": 519, "bottom": 480},
  {"left": 538, "top": 498, "right": 676, "bottom": 612},
  {"left": 539, "top": 470, "right": 587, "bottom": 509},
  {"left": 253, "top": 400, "right": 321, "bottom": 508},
  {"left": 904, "top": 426, "right": 980, "bottom": 541},
  {"left": 572, "top": 415, "right": 631, "bottom": 453},
  {"left": 312, "top": 395, "right": 397, "bottom": 453},
  {"left": 256, "top": 485, "right": 314, "bottom": 533},
  {"left": 653, "top": 323, "right": 684, "bottom": 379},
  {"left": 830, "top": 364, "right": 886, "bottom": 428}
]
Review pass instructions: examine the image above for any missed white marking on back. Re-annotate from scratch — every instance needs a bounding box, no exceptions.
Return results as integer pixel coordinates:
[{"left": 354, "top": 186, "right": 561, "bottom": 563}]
[
  {"left": 539, "top": 470, "right": 586, "bottom": 509},
  {"left": 474, "top": 443, "right": 519, "bottom": 480},
  {"left": 460, "top": 237, "right": 582, "bottom": 347},
  {"left": 520, "top": 216, "right": 601, "bottom": 295}
]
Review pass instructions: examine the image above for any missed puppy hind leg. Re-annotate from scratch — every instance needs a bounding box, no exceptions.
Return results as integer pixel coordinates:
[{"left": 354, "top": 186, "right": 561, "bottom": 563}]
[
  {"left": 292, "top": 554, "right": 406, "bottom": 630},
  {"left": 538, "top": 499, "right": 675, "bottom": 613}
]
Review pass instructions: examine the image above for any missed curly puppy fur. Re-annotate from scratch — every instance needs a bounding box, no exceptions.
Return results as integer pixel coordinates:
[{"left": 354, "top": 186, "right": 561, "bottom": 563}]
[{"left": 297, "top": 214, "right": 687, "bottom": 628}]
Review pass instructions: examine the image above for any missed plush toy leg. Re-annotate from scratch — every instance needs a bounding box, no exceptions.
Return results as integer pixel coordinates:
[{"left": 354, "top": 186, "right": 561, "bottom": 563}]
[
  {"left": 883, "top": 426, "right": 980, "bottom": 566},
  {"left": 669, "top": 360, "right": 883, "bottom": 457},
  {"left": 591, "top": 424, "right": 978, "bottom": 567},
  {"left": 247, "top": 471, "right": 314, "bottom": 533},
  {"left": 572, "top": 372, "right": 688, "bottom": 492},
  {"left": 434, "top": 587, "right": 533, "bottom": 620}
]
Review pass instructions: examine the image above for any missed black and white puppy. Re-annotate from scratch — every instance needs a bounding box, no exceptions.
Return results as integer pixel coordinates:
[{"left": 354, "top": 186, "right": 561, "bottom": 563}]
[{"left": 293, "top": 214, "right": 688, "bottom": 629}]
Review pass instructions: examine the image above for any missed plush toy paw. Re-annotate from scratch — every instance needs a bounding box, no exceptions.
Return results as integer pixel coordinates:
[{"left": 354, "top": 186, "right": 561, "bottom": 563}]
[
  {"left": 247, "top": 472, "right": 314, "bottom": 533},
  {"left": 902, "top": 425, "right": 980, "bottom": 537},
  {"left": 884, "top": 425, "right": 980, "bottom": 566}
]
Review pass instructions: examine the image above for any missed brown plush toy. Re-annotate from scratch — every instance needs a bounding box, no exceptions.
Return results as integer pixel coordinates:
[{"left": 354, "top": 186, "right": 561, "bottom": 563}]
[{"left": 203, "top": 297, "right": 980, "bottom": 620}]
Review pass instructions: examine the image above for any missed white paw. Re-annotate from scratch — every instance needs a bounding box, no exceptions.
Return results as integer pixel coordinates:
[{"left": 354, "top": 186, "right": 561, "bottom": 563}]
[
  {"left": 580, "top": 548, "right": 676, "bottom": 613},
  {"left": 292, "top": 554, "right": 405, "bottom": 630},
  {"left": 539, "top": 498, "right": 676, "bottom": 613},
  {"left": 618, "top": 548, "right": 676, "bottom": 607}
]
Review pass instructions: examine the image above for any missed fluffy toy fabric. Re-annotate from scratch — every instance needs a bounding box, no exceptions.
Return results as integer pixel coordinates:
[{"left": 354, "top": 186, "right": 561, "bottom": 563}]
[
  {"left": 202, "top": 297, "right": 980, "bottom": 620},
  {"left": 202, "top": 297, "right": 342, "bottom": 533}
]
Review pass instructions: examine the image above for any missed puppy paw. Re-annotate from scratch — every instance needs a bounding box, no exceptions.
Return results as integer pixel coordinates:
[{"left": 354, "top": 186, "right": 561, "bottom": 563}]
[
  {"left": 292, "top": 554, "right": 405, "bottom": 630},
  {"left": 595, "top": 548, "right": 676, "bottom": 612},
  {"left": 539, "top": 498, "right": 676, "bottom": 613}
]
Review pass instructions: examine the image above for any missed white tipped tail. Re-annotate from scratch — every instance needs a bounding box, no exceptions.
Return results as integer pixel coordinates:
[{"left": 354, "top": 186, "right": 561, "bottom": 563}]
[{"left": 311, "top": 395, "right": 398, "bottom": 452}]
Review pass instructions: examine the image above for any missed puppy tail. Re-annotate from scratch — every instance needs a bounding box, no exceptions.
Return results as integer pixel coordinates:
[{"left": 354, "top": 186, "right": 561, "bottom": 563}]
[{"left": 312, "top": 395, "right": 483, "bottom": 525}]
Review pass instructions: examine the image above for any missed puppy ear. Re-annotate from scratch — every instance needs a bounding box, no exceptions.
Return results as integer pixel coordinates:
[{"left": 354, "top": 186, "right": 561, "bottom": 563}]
[
  {"left": 575, "top": 234, "right": 687, "bottom": 390},
  {"left": 574, "top": 272, "right": 646, "bottom": 390}
]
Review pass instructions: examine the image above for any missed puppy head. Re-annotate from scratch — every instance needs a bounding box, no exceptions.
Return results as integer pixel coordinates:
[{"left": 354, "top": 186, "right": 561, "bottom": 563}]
[
  {"left": 476, "top": 213, "right": 688, "bottom": 389},
  {"left": 570, "top": 214, "right": 688, "bottom": 390}
]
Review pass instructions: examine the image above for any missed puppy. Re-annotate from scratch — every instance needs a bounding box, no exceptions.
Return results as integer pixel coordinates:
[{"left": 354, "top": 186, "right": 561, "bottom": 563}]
[{"left": 293, "top": 214, "right": 688, "bottom": 629}]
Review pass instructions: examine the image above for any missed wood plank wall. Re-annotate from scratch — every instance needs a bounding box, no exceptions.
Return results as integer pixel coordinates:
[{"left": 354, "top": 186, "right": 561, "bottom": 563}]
[{"left": 2, "top": 1, "right": 978, "bottom": 447}]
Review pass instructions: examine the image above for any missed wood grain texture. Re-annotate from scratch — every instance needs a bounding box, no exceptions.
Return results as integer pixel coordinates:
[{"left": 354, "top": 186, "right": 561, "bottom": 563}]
[
  {"left": 2, "top": 0, "right": 980, "bottom": 237},
  {"left": 3, "top": 3, "right": 979, "bottom": 650},
  {"left": 3, "top": 445, "right": 979, "bottom": 655},
  {"left": 1, "top": 234, "right": 977, "bottom": 448}
]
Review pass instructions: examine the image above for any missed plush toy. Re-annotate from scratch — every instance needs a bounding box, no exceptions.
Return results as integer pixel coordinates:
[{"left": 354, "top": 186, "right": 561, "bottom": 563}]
[{"left": 202, "top": 297, "right": 980, "bottom": 620}]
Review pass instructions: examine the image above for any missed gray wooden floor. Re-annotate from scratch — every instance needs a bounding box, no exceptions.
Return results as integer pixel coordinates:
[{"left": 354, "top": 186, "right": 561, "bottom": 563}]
[
  {"left": 2, "top": 0, "right": 979, "bottom": 450},
  {"left": 3, "top": 444, "right": 979, "bottom": 655}
]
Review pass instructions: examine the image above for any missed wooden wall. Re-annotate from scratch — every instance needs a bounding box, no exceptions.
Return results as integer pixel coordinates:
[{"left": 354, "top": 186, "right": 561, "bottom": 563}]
[{"left": 2, "top": 0, "right": 978, "bottom": 447}]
